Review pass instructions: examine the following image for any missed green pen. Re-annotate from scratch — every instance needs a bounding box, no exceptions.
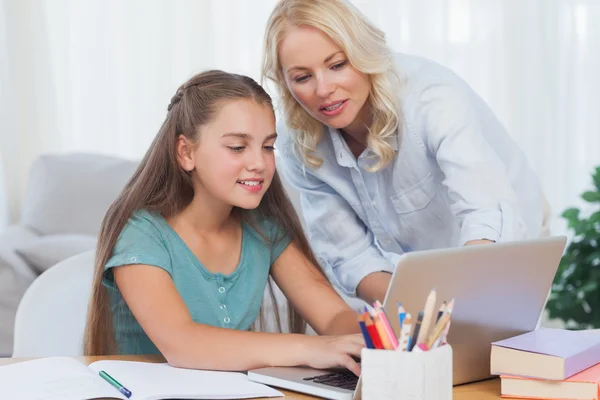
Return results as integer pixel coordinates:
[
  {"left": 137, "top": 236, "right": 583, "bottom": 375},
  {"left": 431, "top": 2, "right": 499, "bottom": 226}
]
[{"left": 99, "top": 370, "right": 132, "bottom": 398}]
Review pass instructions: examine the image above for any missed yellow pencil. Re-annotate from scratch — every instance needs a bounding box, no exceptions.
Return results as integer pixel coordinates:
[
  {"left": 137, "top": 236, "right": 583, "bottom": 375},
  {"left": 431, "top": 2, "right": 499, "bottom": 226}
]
[
  {"left": 416, "top": 288, "right": 436, "bottom": 345},
  {"left": 426, "top": 312, "right": 451, "bottom": 349}
]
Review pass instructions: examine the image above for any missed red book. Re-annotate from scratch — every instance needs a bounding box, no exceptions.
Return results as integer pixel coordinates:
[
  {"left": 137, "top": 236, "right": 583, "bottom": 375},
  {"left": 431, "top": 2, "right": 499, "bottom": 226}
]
[{"left": 500, "top": 362, "right": 600, "bottom": 399}]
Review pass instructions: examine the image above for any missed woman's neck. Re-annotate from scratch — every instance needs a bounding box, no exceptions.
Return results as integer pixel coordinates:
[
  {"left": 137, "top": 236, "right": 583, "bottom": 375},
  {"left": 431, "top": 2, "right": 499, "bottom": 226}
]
[{"left": 340, "top": 102, "right": 373, "bottom": 158}]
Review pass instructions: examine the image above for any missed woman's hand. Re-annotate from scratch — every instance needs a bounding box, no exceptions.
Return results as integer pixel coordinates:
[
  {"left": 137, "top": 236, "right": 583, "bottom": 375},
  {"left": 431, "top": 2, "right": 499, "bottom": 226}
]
[
  {"left": 464, "top": 239, "right": 495, "bottom": 246},
  {"left": 298, "top": 334, "right": 365, "bottom": 376}
]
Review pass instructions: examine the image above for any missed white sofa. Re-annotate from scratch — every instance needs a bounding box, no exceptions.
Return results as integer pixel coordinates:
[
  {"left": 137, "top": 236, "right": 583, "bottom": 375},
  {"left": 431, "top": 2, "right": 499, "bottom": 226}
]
[
  {"left": 0, "top": 153, "right": 137, "bottom": 355},
  {"left": 0, "top": 154, "right": 8, "bottom": 231},
  {"left": 2, "top": 151, "right": 365, "bottom": 356}
]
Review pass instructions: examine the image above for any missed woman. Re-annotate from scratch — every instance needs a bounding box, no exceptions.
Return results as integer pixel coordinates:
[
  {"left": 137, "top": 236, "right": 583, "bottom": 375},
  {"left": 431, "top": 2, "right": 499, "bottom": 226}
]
[{"left": 262, "top": 0, "right": 549, "bottom": 304}]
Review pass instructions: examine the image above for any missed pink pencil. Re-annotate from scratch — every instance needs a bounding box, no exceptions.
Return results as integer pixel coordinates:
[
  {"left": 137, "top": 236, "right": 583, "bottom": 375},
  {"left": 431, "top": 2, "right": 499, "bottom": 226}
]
[{"left": 373, "top": 301, "right": 399, "bottom": 349}]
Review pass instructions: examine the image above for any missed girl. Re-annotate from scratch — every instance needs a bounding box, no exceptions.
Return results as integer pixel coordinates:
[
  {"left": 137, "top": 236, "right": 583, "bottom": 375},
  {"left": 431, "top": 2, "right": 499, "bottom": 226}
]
[
  {"left": 84, "top": 70, "right": 364, "bottom": 376},
  {"left": 262, "top": 0, "right": 551, "bottom": 304}
]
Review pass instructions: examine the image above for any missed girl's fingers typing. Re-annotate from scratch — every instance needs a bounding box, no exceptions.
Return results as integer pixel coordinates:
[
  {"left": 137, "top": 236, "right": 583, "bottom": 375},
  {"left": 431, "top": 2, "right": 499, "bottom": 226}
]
[{"left": 341, "top": 355, "right": 361, "bottom": 376}]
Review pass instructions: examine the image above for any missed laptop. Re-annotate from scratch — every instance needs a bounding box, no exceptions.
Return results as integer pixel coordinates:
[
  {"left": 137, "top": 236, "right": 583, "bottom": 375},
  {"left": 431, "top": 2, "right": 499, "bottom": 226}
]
[{"left": 247, "top": 236, "right": 567, "bottom": 400}]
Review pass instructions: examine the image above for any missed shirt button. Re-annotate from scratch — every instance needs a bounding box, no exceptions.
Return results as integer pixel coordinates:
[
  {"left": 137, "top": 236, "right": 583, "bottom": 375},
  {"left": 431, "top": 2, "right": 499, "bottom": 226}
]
[
  {"left": 218, "top": 287, "right": 226, "bottom": 294},
  {"left": 130, "top": 257, "right": 137, "bottom": 262},
  {"left": 220, "top": 304, "right": 227, "bottom": 310},
  {"left": 224, "top": 317, "right": 231, "bottom": 324}
]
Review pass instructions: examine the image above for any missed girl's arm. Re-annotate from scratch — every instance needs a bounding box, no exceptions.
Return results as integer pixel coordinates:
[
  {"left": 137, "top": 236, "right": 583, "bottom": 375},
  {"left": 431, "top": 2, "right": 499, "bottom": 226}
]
[
  {"left": 113, "top": 265, "right": 363, "bottom": 374},
  {"left": 270, "top": 242, "right": 363, "bottom": 336}
]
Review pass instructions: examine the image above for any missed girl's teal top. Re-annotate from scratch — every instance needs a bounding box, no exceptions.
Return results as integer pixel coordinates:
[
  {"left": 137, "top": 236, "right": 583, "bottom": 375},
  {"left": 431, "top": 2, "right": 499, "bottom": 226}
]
[{"left": 103, "top": 210, "right": 290, "bottom": 355}]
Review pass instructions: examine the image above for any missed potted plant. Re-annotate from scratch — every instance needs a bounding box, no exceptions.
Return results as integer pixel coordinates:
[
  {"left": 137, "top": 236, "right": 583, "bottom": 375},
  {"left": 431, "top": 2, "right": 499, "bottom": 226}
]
[{"left": 545, "top": 166, "right": 600, "bottom": 329}]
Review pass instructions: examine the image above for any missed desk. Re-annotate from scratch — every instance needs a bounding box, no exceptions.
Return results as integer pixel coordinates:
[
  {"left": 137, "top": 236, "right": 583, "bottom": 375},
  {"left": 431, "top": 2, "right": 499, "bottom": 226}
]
[{"left": 0, "top": 355, "right": 508, "bottom": 399}]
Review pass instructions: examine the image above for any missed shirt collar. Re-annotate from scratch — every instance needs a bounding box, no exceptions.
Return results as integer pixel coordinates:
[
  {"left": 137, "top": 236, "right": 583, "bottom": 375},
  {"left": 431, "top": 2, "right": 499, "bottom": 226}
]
[
  {"left": 329, "top": 126, "right": 399, "bottom": 168},
  {"left": 329, "top": 127, "right": 356, "bottom": 168}
]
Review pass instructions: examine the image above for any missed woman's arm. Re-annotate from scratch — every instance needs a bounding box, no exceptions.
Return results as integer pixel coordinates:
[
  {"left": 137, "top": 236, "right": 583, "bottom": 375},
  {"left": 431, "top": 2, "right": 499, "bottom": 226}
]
[
  {"left": 113, "top": 264, "right": 364, "bottom": 374},
  {"left": 276, "top": 145, "right": 395, "bottom": 304},
  {"left": 411, "top": 68, "right": 534, "bottom": 243},
  {"left": 356, "top": 272, "right": 393, "bottom": 306}
]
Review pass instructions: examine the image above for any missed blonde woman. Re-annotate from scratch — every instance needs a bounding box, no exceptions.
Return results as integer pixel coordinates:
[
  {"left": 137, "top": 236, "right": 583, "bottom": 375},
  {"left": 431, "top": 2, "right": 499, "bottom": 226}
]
[{"left": 262, "top": 0, "right": 549, "bottom": 304}]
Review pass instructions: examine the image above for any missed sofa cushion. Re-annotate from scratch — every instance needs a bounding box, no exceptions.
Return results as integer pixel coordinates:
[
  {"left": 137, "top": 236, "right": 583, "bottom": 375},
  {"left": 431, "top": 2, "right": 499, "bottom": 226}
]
[
  {"left": 0, "top": 255, "right": 31, "bottom": 356},
  {"left": 0, "top": 225, "right": 40, "bottom": 250},
  {"left": 21, "top": 153, "right": 138, "bottom": 236},
  {"left": 0, "top": 156, "right": 8, "bottom": 231},
  {"left": 14, "top": 234, "right": 97, "bottom": 274}
]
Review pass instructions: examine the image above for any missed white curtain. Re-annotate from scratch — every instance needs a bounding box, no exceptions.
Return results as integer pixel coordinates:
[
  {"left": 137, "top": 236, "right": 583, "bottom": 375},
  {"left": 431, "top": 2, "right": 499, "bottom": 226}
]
[{"left": 1, "top": 0, "right": 598, "bottom": 236}]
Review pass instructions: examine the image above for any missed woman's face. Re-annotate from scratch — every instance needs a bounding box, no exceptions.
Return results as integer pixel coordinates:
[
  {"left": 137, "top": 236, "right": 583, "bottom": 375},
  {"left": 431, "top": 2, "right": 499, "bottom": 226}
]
[{"left": 279, "top": 25, "right": 372, "bottom": 134}]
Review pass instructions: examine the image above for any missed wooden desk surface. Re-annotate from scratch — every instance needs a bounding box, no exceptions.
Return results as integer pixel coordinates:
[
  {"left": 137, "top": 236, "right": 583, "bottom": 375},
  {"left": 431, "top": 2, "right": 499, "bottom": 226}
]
[{"left": 0, "top": 355, "right": 508, "bottom": 399}]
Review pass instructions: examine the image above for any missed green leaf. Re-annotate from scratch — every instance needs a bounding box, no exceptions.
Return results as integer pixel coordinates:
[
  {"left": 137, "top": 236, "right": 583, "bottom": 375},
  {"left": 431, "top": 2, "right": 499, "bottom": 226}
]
[
  {"left": 593, "top": 166, "right": 600, "bottom": 190},
  {"left": 580, "top": 280, "right": 599, "bottom": 293},
  {"left": 562, "top": 208, "right": 581, "bottom": 223},
  {"left": 582, "top": 191, "right": 600, "bottom": 203},
  {"left": 552, "top": 165, "right": 600, "bottom": 328}
]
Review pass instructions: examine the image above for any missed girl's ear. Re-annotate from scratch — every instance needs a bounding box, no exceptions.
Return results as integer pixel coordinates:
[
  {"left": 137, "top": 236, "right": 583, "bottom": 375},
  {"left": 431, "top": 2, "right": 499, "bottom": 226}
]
[{"left": 176, "top": 134, "right": 195, "bottom": 172}]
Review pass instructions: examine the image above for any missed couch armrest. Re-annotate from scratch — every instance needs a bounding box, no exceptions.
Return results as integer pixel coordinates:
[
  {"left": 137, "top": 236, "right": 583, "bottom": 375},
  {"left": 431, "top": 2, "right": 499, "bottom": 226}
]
[
  {"left": 0, "top": 244, "right": 38, "bottom": 281},
  {"left": 0, "top": 225, "right": 40, "bottom": 280},
  {"left": 0, "top": 248, "right": 34, "bottom": 356},
  {"left": 0, "top": 156, "right": 8, "bottom": 232}
]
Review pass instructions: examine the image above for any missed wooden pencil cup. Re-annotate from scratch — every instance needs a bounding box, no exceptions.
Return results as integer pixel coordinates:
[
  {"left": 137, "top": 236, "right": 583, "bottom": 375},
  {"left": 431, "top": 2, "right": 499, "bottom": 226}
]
[{"left": 360, "top": 344, "right": 453, "bottom": 400}]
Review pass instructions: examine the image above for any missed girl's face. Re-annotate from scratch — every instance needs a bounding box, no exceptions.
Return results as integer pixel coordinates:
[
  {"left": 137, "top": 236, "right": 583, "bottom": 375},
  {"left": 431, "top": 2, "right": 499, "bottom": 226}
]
[
  {"left": 279, "top": 25, "right": 372, "bottom": 134},
  {"left": 178, "top": 99, "right": 277, "bottom": 210}
]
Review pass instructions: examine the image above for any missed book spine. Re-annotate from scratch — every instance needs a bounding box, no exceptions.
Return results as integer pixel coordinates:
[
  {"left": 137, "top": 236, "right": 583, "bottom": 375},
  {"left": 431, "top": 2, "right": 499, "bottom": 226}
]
[{"left": 563, "top": 342, "right": 600, "bottom": 379}]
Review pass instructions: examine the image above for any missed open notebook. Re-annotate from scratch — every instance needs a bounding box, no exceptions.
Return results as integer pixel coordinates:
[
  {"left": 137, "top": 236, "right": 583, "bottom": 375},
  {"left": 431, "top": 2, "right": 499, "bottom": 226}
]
[{"left": 0, "top": 357, "right": 283, "bottom": 400}]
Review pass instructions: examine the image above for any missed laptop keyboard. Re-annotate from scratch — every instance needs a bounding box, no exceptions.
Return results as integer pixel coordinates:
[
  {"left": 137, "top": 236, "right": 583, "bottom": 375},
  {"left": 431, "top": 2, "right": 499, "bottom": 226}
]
[{"left": 303, "top": 371, "right": 358, "bottom": 391}]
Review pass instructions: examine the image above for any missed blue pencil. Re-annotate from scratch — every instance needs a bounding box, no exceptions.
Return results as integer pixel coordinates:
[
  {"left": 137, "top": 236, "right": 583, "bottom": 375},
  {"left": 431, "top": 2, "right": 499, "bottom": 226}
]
[
  {"left": 398, "top": 302, "right": 406, "bottom": 330},
  {"left": 358, "top": 313, "right": 375, "bottom": 349}
]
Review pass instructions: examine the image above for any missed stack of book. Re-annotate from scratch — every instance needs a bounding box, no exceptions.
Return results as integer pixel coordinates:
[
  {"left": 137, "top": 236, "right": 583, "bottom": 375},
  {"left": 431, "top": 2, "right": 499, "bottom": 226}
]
[{"left": 490, "top": 328, "right": 600, "bottom": 399}]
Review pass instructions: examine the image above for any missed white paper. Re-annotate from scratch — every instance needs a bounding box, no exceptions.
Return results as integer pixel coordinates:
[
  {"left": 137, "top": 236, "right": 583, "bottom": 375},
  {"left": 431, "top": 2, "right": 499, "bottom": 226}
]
[
  {"left": 0, "top": 357, "right": 124, "bottom": 400},
  {"left": 88, "top": 360, "right": 284, "bottom": 400}
]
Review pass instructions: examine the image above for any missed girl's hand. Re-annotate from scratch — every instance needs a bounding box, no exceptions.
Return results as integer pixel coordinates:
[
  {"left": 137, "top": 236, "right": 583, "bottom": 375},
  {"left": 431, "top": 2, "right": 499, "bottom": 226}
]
[{"left": 299, "top": 334, "right": 365, "bottom": 376}]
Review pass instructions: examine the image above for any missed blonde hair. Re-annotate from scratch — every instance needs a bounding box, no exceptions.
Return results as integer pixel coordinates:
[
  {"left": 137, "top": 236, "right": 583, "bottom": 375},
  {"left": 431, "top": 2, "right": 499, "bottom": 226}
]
[
  {"left": 262, "top": 0, "right": 401, "bottom": 171},
  {"left": 84, "top": 70, "right": 327, "bottom": 355}
]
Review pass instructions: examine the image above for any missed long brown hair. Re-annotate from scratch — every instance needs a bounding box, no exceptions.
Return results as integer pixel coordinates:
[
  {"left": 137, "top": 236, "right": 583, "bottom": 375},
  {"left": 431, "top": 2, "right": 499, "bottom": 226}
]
[{"left": 84, "top": 70, "right": 326, "bottom": 355}]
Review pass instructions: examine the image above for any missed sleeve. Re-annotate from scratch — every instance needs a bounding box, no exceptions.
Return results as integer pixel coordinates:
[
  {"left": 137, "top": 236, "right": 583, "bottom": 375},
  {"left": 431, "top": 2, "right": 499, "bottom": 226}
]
[
  {"left": 277, "top": 145, "right": 395, "bottom": 297},
  {"left": 103, "top": 212, "right": 172, "bottom": 287},
  {"left": 260, "top": 218, "right": 292, "bottom": 265},
  {"left": 410, "top": 67, "right": 528, "bottom": 244}
]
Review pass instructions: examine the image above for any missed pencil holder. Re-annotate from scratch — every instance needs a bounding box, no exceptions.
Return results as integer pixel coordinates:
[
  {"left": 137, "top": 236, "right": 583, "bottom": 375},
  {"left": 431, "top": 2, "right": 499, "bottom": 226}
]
[{"left": 360, "top": 344, "right": 453, "bottom": 400}]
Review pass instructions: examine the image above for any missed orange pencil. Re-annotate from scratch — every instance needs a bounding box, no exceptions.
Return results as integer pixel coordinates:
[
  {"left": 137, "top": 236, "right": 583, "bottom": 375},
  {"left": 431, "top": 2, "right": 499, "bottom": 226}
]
[
  {"left": 363, "top": 311, "right": 383, "bottom": 349},
  {"left": 370, "top": 310, "right": 393, "bottom": 350}
]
